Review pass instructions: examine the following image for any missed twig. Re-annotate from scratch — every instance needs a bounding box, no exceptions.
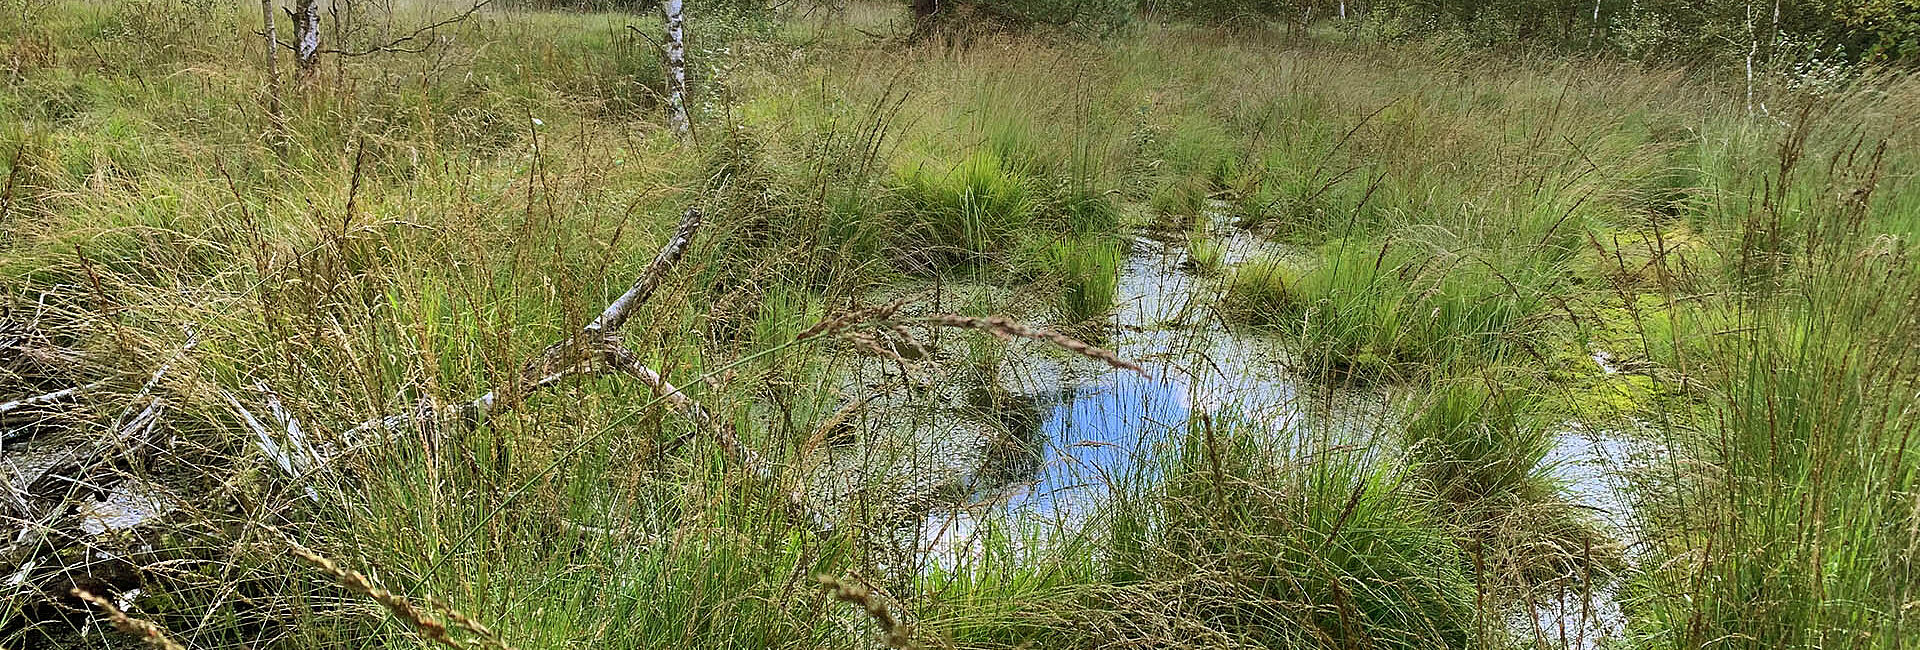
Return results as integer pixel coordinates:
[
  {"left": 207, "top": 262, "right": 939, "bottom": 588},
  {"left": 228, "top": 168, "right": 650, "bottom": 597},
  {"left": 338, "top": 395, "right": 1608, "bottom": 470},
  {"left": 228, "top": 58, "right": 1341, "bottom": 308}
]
[
  {"left": 918, "top": 314, "right": 1146, "bottom": 376},
  {"left": 319, "top": 0, "right": 492, "bottom": 57},
  {"left": 624, "top": 24, "right": 666, "bottom": 56},
  {"left": 0, "top": 381, "right": 103, "bottom": 417},
  {"left": 602, "top": 347, "right": 836, "bottom": 532}
]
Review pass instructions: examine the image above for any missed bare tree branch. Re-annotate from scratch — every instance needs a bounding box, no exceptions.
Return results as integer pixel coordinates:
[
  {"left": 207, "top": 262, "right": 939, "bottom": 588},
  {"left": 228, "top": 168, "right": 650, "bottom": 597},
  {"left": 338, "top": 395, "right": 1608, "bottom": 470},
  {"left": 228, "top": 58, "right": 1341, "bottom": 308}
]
[
  {"left": 0, "top": 382, "right": 102, "bottom": 417},
  {"left": 318, "top": 0, "right": 493, "bottom": 57},
  {"left": 588, "top": 207, "right": 701, "bottom": 336},
  {"left": 601, "top": 346, "right": 835, "bottom": 533},
  {"left": 309, "top": 206, "right": 832, "bottom": 531}
]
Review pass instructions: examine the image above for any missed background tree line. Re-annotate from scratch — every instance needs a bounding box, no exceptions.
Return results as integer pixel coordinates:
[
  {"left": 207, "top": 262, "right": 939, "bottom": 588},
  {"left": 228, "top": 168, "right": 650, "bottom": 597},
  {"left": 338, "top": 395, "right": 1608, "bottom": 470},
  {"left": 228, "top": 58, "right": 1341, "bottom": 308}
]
[{"left": 507, "top": 0, "right": 1916, "bottom": 67}]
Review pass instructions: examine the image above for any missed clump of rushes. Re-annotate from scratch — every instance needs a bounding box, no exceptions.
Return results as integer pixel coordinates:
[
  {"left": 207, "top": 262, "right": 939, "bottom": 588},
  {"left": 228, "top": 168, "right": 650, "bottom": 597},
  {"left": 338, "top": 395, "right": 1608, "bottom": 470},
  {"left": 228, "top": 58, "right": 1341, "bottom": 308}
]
[
  {"left": 1183, "top": 235, "right": 1225, "bottom": 276},
  {"left": 890, "top": 150, "right": 1033, "bottom": 271},
  {"left": 1403, "top": 373, "right": 1621, "bottom": 594},
  {"left": 1045, "top": 180, "right": 1122, "bottom": 237},
  {"left": 1220, "top": 252, "right": 1304, "bottom": 323},
  {"left": 1046, "top": 235, "right": 1123, "bottom": 326},
  {"left": 1100, "top": 414, "right": 1480, "bottom": 647},
  {"left": 1147, "top": 173, "right": 1210, "bottom": 230},
  {"left": 1224, "top": 240, "right": 1550, "bottom": 379},
  {"left": 1403, "top": 378, "right": 1553, "bottom": 505}
]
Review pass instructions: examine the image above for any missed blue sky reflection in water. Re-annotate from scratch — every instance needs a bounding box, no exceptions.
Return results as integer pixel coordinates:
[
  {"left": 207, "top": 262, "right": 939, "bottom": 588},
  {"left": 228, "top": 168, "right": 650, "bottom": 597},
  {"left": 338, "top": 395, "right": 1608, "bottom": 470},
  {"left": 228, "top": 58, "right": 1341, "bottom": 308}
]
[{"left": 1011, "top": 368, "right": 1189, "bottom": 521}]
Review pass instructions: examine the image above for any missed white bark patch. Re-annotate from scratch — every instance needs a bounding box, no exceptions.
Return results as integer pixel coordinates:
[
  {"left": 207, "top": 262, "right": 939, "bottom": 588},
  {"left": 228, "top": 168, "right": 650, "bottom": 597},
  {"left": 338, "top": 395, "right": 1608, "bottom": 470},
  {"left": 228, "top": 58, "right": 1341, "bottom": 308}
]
[
  {"left": 294, "top": 0, "right": 321, "bottom": 77},
  {"left": 662, "top": 0, "right": 690, "bottom": 138}
]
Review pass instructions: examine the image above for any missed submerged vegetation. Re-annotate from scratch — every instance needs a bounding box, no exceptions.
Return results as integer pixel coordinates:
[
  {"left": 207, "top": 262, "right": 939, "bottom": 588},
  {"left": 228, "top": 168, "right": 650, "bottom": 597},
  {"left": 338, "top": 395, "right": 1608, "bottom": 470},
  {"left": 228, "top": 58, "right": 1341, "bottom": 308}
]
[{"left": 3, "top": 0, "right": 1918, "bottom": 649}]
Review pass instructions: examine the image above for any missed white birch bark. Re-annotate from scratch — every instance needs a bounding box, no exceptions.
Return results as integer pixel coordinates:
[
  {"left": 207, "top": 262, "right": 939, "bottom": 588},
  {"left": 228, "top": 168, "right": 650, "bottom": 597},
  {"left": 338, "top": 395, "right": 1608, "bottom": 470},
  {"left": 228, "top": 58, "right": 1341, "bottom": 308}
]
[
  {"left": 1744, "top": 0, "right": 1757, "bottom": 114},
  {"left": 262, "top": 0, "right": 286, "bottom": 143},
  {"left": 1589, "top": 0, "right": 1600, "bottom": 46},
  {"left": 293, "top": 0, "right": 321, "bottom": 80},
  {"left": 662, "top": 0, "right": 690, "bottom": 138}
]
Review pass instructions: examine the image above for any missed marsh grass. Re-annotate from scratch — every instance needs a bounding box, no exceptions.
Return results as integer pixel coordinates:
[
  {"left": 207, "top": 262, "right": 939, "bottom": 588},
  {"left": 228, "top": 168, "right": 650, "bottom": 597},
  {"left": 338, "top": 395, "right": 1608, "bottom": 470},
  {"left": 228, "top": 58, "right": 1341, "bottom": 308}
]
[
  {"left": 1043, "top": 235, "right": 1122, "bottom": 326},
  {"left": 4, "top": 1, "right": 1919, "bottom": 649},
  {"left": 1224, "top": 241, "right": 1553, "bottom": 380},
  {"left": 968, "top": 414, "right": 1480, "bottom": 649}
]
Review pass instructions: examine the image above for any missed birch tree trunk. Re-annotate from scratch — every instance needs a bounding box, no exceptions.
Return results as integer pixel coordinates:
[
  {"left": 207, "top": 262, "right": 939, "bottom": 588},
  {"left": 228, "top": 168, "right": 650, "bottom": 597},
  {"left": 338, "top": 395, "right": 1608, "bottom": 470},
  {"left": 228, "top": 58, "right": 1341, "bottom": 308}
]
[
  {"left": 261, "top": 0, "right": 286, "bottom": 145},
  {"left": 661, "top": 0, "right": 690, "bottom": 139},
  {"left": 293, "top": 0, "right": 321, "bottom": 81},
  {"left": 1588, "top": 0, "right": 1600, "bottom": 46},
  {"left": 1744, "top": 0, "right": 1757, "bottom": 114}
]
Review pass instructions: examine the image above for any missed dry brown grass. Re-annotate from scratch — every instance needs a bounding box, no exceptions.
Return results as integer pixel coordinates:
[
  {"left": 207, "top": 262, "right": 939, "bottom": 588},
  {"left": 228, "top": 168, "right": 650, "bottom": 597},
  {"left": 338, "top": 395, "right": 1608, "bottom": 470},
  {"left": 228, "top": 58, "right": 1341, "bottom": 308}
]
[
  {"left": 289, "top": 543, "right": 515, "bottom": 650},
  {"left": 71, "top": 588, "right": 187, "bottom": 650},
  {"left": 817, "top": 573, "right": 912, "bottom": 649}
]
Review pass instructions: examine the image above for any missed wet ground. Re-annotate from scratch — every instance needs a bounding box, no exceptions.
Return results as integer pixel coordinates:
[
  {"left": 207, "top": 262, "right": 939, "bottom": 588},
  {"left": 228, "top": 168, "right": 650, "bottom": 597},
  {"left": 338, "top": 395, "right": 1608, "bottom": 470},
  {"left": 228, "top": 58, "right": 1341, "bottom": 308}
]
[{"left": 810, "top": 209, "right": 1652, "bottom": 646}]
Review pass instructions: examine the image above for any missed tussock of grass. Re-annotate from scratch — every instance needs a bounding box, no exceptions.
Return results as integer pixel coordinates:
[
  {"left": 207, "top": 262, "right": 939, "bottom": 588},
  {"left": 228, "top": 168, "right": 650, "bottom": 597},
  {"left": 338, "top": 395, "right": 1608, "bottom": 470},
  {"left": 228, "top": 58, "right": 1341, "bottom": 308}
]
[
  {"left": 1224, "top": 240, "right": 1553, "bottom": 379},
  {"left": 7, "top": 1, "right": 1920, "bottom": 647},
  {"left": 926, "top": 415, "right": 1481, "bottom": 649},
  {"left": 1045, "top": 236, "right": 1123, "bottom": 326},
  {"left": 1182, "top": 236, "right": 1225, "bottom": 276},
  {"left": 890, "top": 150, "right": 1035, "bottom": 270}
]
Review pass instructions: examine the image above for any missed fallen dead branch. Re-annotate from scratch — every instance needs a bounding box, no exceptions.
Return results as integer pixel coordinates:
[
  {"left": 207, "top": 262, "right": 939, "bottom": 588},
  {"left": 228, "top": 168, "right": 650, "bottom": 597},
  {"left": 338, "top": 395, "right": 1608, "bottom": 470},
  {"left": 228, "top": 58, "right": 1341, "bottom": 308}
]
[
  {"left": 917, "top": 314, "right": 1146, "bottom": 376},
  {"left": 334, "top": 207, "right": 702, "bottom": 440},
  {"left": 315, "top": 206, "right": 834, "bottom": 532},
  {"left": 598, "top": 345, "right": 835, "bottom": 532},
  {"left": 0, "top": 382, "right": 101, "bottom": 416}
]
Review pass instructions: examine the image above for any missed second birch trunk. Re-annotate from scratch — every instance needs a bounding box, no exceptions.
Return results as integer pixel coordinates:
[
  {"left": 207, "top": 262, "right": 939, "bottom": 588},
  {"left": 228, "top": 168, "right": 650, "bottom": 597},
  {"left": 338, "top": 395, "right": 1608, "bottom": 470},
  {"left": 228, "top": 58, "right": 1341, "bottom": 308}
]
[
  {"left": 293, "top": 0, "right": 321, "bottom": 81},
  {"left": 662, "top": 0, "right": 690, "bottom": 138},
  {"left": 261, "top": 0, "right": 286, "bottom": 148}
]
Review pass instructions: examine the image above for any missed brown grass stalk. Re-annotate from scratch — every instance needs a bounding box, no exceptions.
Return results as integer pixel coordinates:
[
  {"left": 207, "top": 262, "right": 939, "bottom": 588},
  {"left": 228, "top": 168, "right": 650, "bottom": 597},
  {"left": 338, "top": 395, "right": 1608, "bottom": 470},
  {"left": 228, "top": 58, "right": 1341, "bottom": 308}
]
[
  {"left": 817, "top": 574, "right": 912, "bottom": 649},
  {"left": 71, "top": 588, "right": 187, "bottom": 650},
  {"left": 289, "top": 543, "right": 514, "bottom": 650}
]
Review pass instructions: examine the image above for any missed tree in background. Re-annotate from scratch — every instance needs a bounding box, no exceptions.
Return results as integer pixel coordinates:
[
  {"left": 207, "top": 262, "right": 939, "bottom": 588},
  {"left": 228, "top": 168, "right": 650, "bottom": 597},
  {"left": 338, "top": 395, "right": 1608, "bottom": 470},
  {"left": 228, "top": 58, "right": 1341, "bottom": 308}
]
[
  {"left": 292, "top": 0, "right": 320, "bottom": 79},
  {"left": 904, "top": 0, "right": 1135, "bottom": 36},
  {"left": 663, "top": 0, "right": 690, "bottom": 138}
]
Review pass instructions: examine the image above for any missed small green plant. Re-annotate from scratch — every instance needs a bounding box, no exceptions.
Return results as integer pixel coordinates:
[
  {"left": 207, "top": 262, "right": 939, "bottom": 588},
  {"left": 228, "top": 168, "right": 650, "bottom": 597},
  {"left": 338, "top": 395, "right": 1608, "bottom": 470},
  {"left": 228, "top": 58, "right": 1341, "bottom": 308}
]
[
  {"left": 1047, "top": 235, "right": 1123, "bottom": 326},
  {"left": 1220, "top": 252, "right": 1303, "bottom": 323},
  {"left": 1183, "top": 236, "right": 1225, "bottom": 276}
]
